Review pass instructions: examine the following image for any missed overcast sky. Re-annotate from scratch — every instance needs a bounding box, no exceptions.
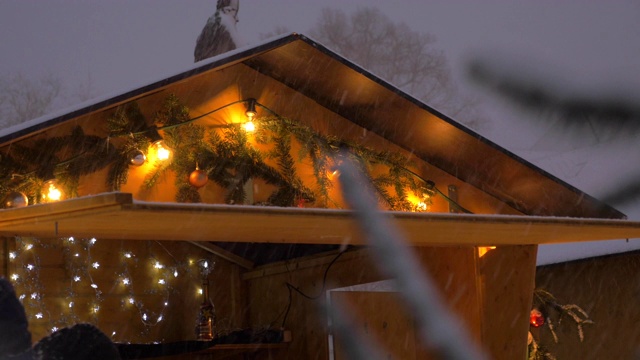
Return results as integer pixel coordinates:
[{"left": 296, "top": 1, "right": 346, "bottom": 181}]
[{"left": 2, "top": 1, "right": 640, "bottom": 262}]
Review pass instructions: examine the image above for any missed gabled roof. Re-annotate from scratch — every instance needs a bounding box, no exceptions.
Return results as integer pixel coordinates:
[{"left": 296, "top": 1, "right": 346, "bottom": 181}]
[{"left": 0, "top": 33, "right": 624, "bottom": 219}]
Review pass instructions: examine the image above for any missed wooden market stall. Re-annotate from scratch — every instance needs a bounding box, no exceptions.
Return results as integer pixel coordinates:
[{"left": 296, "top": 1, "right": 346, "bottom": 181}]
[{"left": 1, "top": 34, "right": 638, "bottom": 359}]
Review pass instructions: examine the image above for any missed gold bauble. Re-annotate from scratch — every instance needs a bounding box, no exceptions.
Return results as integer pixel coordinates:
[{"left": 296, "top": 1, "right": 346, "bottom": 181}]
[{"left": 189, "top": 169, "right": 209, "bottom": 188}]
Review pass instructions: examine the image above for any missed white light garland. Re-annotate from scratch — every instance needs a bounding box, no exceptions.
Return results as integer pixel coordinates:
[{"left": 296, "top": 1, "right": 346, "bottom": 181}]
[{"left": 8, "top": 235, "right": 213, "bottom": 341}]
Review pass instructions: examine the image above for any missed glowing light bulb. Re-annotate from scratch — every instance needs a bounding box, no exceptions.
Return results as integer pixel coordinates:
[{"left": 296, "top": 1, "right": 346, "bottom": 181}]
[
  {"left": 151, "top": 140, "right": 172, "bottom": 162},
  {"left": 74, "top": 253, "right": 80, "bottom": 257},
  {"left": 173, "top": 270, "right": 178, "bottom": 277},
  {"left": 92, "top": 262, "right": 100, "bottom": 269},
  {"left": 26, "top": 264, "right": 34, "bottom": 271},
  {"left": 25, "top": 244, "right": 33, "bottom": 250},
  {"left": 74, "top": 276, "right": 81, "bottom": 282},
  {"left": 198, "top": 288, "right": 203, "bottom": 295},
  {"left": 122, "top": 278, "right": 130, "bottom": 285},
  {"left": 112, "top": 331, "right": 116, "bottom": 337},
  {"left": 164, "top": 301, "right": 169, "bottom": 306},
  {"left": 31, "top": 292, "right": 38, "bottom": 299},
  {"left": 142, "top": 313, "right": 148, "bottom": 321},
  {"left": 154, "top": 261, "right": 163, "bottom": 269},
  {"left": 243, "top": 121, "right": 255, "bottom": 132},
  {"left": 93, "top": 306, "right": 100, "bottom": 314},
  {"left": 69, "top": 301, "right": 74, "bottom": 308},
  {"left": 90, "top": 238, "right": 97, "bottom": 245},
  {"left": 52, "top": 327, "right": 58, "bottom": 332},
  {"left": 43, "top": 180, "right": 63, "bottom": 202},
  {"left": 35, "top": 313, "right": 43, "bottom": 319},
  {"left": 124, "top": 252, "right": 132, "bottom": 259},
  {"left": 19, "top": 295, "right": 25, "bottom": 300},
  {"left": 157, "top": 315, "right": 163, "bottom": 322},
  {"left": 128, "top": 297, "right": 135, "bottom": 305},
  {"left": 158, "top": 279, "right": 166, "bottom": 285},
  {"left": 9, "top": 252, "right": 16, "bottom": 260},
  {"left": 10, "top": 274, "right": 19, "bottom": 281},
  {"left": 68, "top": 237, "right": 75, "bottom": 243},
  {"left": 91, "top": 283, "right": 98, "bottom": 289}
]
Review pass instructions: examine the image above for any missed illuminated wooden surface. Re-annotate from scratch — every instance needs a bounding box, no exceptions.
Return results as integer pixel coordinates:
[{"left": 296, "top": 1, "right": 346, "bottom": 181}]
[{"left": 1, "top": 192, "right": 639, "bottom": 245}]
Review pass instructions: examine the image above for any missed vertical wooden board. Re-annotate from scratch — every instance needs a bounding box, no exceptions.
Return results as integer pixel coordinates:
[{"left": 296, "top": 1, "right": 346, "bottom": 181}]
[
  {"left": 412, "top": 246, "right": 483, "bottom": 345},
  {"left": 247, "top": 250, "right": 385, "bottom": 360},
  {"left": 331, "top": 291, "right": 421, "bottom": 360},
  {"left": 479, "top": 245, "right": 537, "bottom": 359}
]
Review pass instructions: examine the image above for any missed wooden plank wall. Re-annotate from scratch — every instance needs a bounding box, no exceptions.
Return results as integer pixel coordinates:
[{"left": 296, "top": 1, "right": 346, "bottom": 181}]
[
  {"left": 479, "top": 245, "right": 537, "bottom": 359},
  {"left": 244, "top": 246, "right": 483, "bottom": 360},
  {"left": 3, "top": 237, "right": 246, "bottom": 344},
  {"left": 535, "top": 250, "right": 640, "bottom": 360}
]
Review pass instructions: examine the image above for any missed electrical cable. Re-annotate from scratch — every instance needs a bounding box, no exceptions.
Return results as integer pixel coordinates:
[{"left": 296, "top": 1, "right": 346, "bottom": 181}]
[{"left": 274, "top": 249, "right": 346, "bottom": 329}]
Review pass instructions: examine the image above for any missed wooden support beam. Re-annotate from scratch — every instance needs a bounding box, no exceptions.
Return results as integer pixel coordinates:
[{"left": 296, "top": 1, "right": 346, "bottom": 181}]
[{"left": 188, "top": 241, "right": 254, "bottom": 270}]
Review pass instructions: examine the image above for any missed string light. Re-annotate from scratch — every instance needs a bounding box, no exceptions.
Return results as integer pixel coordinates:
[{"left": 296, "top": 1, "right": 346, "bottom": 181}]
[
  {"left": 243, "top": 98, "right": 257, "bottom": 132},
  {"left": 42, "top": 179, "right": 63, "bottom": 203},
  {"left": 9, "top": 236, "right": 213, "bottom": 341}
]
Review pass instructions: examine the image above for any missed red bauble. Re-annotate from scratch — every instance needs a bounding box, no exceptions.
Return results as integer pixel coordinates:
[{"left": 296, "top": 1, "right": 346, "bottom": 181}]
[
  {"left": 189, "top": 169, "right": 209, "bottom": 188},
  {"left": 530, "top": 309, "right": 544, "bottom": 327}
]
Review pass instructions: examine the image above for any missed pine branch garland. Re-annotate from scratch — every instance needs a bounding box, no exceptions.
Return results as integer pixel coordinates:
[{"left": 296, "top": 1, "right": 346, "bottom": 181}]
[{"left": 1, "top": 94, "right": 437, "bottom": 213}]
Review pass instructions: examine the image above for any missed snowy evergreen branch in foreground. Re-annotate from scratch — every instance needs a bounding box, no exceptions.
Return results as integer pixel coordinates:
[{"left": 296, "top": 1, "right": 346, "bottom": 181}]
[
  {"left": 336, "top": 155, "right": 487, "bottom": 360},
  {"left": 467, "top": 57, "right": 640, "bottom": 206}
]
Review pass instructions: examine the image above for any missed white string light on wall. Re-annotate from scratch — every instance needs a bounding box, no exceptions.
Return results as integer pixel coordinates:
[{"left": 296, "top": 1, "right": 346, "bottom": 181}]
[{"left": 7, "top": 236, "right": 215, "bottom": 341}]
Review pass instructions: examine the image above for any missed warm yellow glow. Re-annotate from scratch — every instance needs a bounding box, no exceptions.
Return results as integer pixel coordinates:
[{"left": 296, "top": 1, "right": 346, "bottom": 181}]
[
  {"left": 408, "top": 194, "right": 429, "bottom": 212},
  {"left": 149, "top": 140, "right": 172, "bottom": 162},
  {"left": 243, "top": 121, "right": 256, "bottom": 132},
  {"left": 478, "top": 246, "right": 497, "bottom": 258},
  {"left": 42, "top": 180, "right": 63, "bottom": 202}
]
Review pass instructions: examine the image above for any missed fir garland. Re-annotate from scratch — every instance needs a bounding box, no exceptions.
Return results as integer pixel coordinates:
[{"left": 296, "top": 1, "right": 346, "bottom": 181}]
[{"left": 0, "top": 94, "right": 435, "bottom": 211}]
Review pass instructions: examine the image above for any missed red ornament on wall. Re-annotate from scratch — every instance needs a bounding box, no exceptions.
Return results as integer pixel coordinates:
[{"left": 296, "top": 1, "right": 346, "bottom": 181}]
[{"left": 530, "top": 308, "right": 544, "bottom": 327}]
